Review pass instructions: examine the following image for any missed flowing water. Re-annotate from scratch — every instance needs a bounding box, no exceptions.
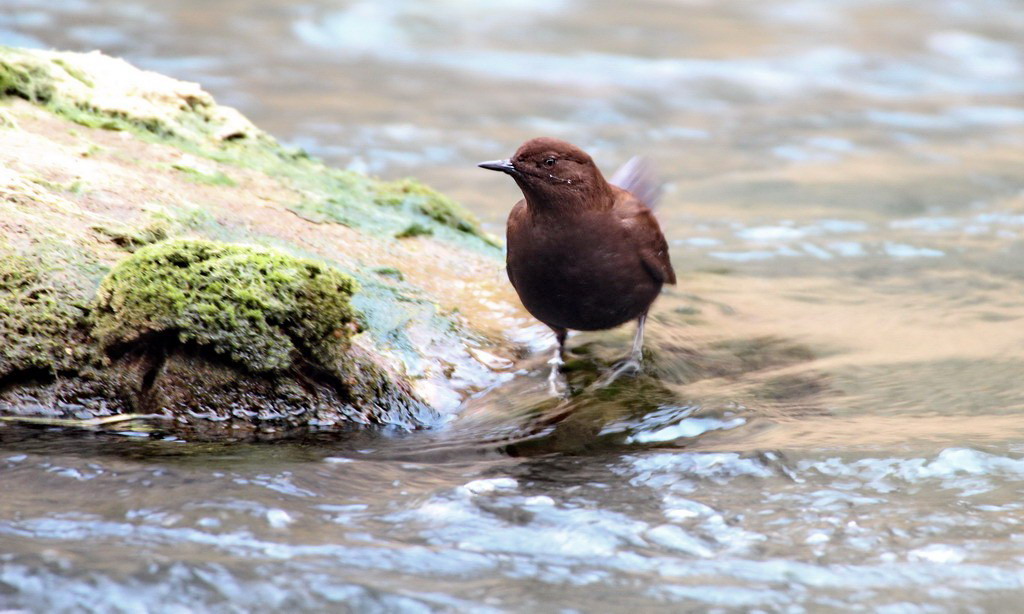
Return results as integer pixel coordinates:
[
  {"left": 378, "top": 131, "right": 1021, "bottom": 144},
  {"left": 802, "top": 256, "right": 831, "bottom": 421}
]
[{"left": 3, "top": 0, "right": 1024, "bottom": 611}]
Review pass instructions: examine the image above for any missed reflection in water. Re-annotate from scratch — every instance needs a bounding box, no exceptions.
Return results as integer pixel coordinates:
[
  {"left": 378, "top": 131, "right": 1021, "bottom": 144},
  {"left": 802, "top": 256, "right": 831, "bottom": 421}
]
[{"left": 2, "top": 0, "right": 1024, "bottom": 610}]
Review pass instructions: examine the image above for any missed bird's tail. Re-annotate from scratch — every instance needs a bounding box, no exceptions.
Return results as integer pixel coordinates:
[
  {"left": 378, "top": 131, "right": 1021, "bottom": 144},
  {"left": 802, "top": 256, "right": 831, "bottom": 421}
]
[{"left": 609, "top": 156, "right": 663, "bottom": 209}]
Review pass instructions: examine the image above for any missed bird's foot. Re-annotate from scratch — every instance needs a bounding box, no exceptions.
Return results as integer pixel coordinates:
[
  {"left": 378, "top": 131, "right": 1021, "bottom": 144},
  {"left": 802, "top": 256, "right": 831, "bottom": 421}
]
[
  {"left": 595, "top": 355, "right": 642, "bottom": 388},
  {"left": 547, "top": 353, "right": 568, "bottom": 397}
]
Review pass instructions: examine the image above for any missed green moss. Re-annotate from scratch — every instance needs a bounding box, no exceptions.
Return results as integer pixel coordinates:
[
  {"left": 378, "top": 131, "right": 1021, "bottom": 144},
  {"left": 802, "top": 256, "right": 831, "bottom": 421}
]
[
  {"left": 91, "top": 239, "right": 360, "bottom": 373},
  {"left": 91, "top": 221, "right": 170, "bottom": 251},
  {"left": 376, "top": 179, "right": 500, "bottom": 246},
  {"left": 372, "top": 267, "right": 404, "bottom": 281},
  {"left": 29, "top": 175, "right": 85, "bottom": 195},
  {"left": 60, "top": 107, "right": 132, "bottom": 132},
  {"left": 171, "top": 163, "right": 237, "bottom": 186},
  {"left": 91, "top": 202, "right": 226, "bottom": 253},
  {"left": 0, "top": 248, "right": 92, "bottom": 377},
  {"left": 395, "top": 222, "right": 433, "bottom": 239},
  {"left": 51, "top": 58, "right": 93, "bottom": 87},
  {"left": 0, "top": 46, "right": 234, "bottom": 143},
  {"left": 376, "top": 179, "right": 472, "bottom": 229},
  {"left": 288, "top": 171, "right": 499, "bottom": 248},
  {"left": 0, "top": 55, "right": 55, "bottom": 102},
  {"left": 149, "top": 202, "right": 219, "bottom": 234}
]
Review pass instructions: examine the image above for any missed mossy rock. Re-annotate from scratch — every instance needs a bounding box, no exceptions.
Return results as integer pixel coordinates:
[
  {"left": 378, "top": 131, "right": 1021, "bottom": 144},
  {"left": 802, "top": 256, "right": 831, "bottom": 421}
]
[
  {"left": 91, "top": 239, "right": 359, "bottom": 373},
  {"left": 0, "top": 248, "right": 93, "bottom": 378},
  {"left": 0, "top": 45, "right": 267, "bottom": 143},
  {"left": 0, "top": 47, "right": 502, "bottom": 435},
  {"left": 0, "top": 46, "right": 498, "bottom": 249},
  {"left": 1, "top": 239, "right": 436, "bottom": 434}
]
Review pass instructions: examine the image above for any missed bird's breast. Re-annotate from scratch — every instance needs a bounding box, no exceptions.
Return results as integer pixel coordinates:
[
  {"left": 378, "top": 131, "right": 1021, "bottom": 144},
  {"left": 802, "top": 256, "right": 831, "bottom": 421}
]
[{"left": 506, "top": 211, "right": 661, "bottom": 331}]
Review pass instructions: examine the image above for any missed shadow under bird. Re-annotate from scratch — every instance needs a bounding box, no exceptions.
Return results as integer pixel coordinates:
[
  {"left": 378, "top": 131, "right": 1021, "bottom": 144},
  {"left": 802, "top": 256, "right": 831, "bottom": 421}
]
[{"left": 478, "top": 137, "right": 675, "bottom": 389}]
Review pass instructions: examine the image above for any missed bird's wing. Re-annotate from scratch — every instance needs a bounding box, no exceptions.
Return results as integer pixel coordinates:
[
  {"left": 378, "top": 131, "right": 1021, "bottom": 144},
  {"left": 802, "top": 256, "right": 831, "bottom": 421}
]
[
  {"left": 609, "top": 156, "right": 663, "bottom": 210},
  {"left": 614, "top": 190, "right": 676, "bottom": 285},
  {"left": 504, "top": 199, "right": 528, "bottom": 291}
]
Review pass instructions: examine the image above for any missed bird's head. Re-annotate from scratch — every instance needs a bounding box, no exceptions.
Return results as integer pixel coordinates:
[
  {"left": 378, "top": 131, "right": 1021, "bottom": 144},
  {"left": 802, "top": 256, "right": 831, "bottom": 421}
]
[{"left": 478, "top": 137, "right": 610, "bottom": 210}]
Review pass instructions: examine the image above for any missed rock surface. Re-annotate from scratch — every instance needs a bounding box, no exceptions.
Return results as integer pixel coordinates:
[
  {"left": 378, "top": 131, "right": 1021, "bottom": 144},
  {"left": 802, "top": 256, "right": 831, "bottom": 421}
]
[{"left": 0, "top": 46, "right": 518, "bottom": 438}]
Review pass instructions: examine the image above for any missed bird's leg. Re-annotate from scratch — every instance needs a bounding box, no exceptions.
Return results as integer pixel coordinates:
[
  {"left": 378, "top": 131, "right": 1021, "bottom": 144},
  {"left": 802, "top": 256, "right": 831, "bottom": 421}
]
[
  {"left": 626, "top": 312, "right": 647, "bottom": 367},
  {"left": 547, "top": 327, "right": 568, "bottom": 396},
  {"left": 596, "top": 314, "right": 646, "bottom": 387}
]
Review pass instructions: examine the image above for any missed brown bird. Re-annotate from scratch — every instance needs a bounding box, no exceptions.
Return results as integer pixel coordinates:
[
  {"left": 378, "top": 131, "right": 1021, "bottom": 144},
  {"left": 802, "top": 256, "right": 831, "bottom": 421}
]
[{"left": 478, "top": 137, "right": 675, "bottom": 387}]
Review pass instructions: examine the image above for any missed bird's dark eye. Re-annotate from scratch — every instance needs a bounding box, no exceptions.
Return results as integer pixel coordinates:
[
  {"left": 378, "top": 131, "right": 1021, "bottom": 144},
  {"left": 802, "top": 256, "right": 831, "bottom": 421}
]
[{"left": 543, "top": 157, "right": 556, "bottom": 167}]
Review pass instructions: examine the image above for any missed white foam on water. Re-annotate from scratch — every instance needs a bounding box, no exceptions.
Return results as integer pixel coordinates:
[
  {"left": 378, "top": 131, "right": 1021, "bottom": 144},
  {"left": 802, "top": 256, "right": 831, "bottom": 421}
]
[
  {"left": 626, "top": 416, "right": 746, "bottom": 444},
  {"left": 884, "top": 243, "right": 945, "bottom": 259},
  {"left": 459, "top": 477, "right": 518, "bottom": 495},
  {"left": 908, "top": 544, "right": 967, "bottom": 564}
]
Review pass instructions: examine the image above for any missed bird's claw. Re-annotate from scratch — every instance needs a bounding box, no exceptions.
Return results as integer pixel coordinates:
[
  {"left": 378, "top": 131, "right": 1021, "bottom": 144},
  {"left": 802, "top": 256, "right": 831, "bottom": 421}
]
[{"left": 595, "top": 356, "right": 642, "bottom": 388}]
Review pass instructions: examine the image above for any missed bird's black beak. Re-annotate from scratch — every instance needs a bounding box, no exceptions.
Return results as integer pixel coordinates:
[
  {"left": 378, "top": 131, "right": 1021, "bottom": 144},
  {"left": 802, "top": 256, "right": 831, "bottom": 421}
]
[{"left": 477, "top": 159, "right": 518, "bottom": 175}]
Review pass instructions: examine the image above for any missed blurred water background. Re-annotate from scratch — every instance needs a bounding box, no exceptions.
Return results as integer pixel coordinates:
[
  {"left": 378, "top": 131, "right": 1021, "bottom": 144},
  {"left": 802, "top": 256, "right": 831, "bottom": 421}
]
[{"left": 2, "top": 0, "right": 1024, "bottom": 611}]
